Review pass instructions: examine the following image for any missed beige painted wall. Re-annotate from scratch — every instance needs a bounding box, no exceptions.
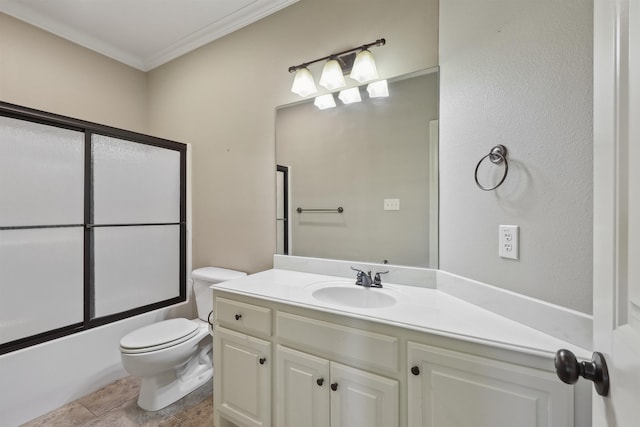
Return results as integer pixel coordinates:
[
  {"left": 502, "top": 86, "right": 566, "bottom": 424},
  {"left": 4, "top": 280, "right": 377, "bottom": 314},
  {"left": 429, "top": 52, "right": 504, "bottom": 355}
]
[
  {"left": 0, "top": 13, "right": 147, "bottom": 133},
  {"left": 439, "top": 0, "right": 593, "bottom": 313},
  {"left": 146, "top": 0, "right": 439, "bottom": 274}
]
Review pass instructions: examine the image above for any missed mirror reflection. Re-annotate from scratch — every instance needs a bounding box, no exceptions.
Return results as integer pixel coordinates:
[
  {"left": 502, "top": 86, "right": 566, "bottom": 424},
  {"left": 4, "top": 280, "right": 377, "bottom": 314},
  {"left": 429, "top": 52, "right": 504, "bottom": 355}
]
[{"left": 276, "top": 69, "right": 439, "bottom": 268}]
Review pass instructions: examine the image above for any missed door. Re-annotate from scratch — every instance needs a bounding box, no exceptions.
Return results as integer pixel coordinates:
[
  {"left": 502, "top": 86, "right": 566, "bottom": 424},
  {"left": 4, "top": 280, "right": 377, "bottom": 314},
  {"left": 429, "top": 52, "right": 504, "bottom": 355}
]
[
  {"left": 214, "top": 327, "right": 271, "bottom": 427},
  {"left": 276, "top": 345, "right": 330, "bottom": 427},
  {"left": 593, "top": 0, "right": 640, "bottom": 425},
  {"left": 329, "top": 362, "right": 398, "bottom": 427}
]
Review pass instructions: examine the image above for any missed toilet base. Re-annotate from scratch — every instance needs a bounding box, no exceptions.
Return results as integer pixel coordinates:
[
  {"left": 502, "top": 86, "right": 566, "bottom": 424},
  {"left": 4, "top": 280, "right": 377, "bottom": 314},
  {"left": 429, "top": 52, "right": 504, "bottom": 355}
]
[{"left": 137, "top": 342, "right": 213, "bottom": 411}]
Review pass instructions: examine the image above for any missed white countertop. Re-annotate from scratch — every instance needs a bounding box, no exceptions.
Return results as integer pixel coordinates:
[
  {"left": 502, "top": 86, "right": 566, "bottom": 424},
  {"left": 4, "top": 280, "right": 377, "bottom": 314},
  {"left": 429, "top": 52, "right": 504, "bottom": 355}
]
[{"left": 212, "top": 268, "right": 590, "bottom": 360}]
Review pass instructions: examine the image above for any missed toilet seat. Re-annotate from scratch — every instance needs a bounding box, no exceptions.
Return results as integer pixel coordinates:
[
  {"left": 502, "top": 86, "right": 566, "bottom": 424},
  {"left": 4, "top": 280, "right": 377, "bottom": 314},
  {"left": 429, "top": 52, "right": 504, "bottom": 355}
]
[{"left": 120, "top": 318, "right": 201, "bottom": 354}]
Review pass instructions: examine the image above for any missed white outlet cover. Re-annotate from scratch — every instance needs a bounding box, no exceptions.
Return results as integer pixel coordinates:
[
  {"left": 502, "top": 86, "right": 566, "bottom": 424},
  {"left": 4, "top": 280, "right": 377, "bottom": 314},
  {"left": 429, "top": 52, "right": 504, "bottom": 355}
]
[
  {"left": 499, "top": 225, "right": 519, "bottom": 260},
  {"left": 383, "top": 199, "right": 400, "bottom": 211}
]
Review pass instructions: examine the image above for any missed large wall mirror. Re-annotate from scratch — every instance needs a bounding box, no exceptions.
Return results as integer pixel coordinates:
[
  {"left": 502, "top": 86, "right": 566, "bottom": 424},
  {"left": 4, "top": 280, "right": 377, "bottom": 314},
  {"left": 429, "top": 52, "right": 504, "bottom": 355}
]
[{"left": 276, "top": 68, "right": 439, "bottom": 268}]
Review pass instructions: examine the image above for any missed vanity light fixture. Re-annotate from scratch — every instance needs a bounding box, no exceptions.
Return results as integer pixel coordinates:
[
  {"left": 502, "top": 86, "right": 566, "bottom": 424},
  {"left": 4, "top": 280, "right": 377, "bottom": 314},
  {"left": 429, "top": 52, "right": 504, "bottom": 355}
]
[
  {"left": 366, "top": 79, "right": 389, "bottom": 98},
  {"left": 314, "top": 94, "right": 337, "bottom": 110},
  {"left": 288, "top": 38, "right": 386, "bottom": 97},
  {"left": 319, "top": 59, "right": 346, "bottom": 90},
  {"left": 338, "top": 87, "right": 362, "bottom": 104},
  {"left": 291, "top": 67, "right": 317, "bottom": 97},
  {"left": 350, "top": 49, "right": 379, "bottom": 83}
]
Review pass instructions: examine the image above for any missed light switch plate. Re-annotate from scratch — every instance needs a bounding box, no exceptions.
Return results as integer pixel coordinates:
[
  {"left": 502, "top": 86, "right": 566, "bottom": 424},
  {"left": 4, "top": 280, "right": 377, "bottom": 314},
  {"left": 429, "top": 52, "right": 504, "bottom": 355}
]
[
  {"left": 384, "top": 199, "right": 400, "bottom": 211},
  {"left": 499, "top": 225, "right": 519, "bottom": 259}
]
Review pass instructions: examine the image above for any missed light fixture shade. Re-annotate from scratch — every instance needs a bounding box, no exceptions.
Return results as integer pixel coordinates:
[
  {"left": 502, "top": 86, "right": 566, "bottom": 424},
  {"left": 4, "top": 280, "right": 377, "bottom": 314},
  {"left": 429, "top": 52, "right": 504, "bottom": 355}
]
[
  {"left": 291, "top": 67, "right": 317, "bottom": 97},
  {"left": 314, "top": 94, "right": 336, "bottom": 110},
  {"left": 350, "top": 50, "right": 379, "bottom": 83},
  {"left": 367, "top": 80, "right": 389, "bottom": 98},
  {"left": 319, "top": 59, "right": 346, "bottom": 90},
  {"left": 338, "top": 87, "right": 362, "bottom": 104}
]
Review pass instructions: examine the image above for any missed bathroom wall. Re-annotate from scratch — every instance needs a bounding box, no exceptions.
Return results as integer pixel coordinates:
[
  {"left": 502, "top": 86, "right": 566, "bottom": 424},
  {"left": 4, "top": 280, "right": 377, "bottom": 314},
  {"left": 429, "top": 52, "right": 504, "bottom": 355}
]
[
  {"left": 146, "top": 0, "right": 439, "bottom": 274},
  {"left": 0, "top": 13, "right": 147, "bottom": 133},
  {"left": 0, "top": 14, "right": 193, "bottom": 426},
  {"left": 439, "top": 0, "right": 593, "bottom": 313}
]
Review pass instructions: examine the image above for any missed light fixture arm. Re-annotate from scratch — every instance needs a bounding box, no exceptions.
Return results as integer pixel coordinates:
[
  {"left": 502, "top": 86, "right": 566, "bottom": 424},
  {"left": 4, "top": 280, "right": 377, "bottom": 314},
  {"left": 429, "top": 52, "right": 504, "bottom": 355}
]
[{"left": 288, "top": 38, "right": 386, "bottom": 73}]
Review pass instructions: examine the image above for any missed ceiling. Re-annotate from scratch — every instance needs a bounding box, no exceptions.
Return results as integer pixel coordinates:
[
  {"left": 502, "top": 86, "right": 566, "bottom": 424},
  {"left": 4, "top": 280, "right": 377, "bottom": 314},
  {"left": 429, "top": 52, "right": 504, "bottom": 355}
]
[{"left": 0, "top": 0, "right": 299, "bottom": 71}]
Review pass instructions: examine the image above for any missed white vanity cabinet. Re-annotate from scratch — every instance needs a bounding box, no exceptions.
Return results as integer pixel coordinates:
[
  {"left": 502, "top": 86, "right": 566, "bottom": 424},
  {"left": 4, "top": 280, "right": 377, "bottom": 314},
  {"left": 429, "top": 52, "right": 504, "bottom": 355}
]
[
  {"left": 213, "top": 298, "right": 273, "bottom": 427},
  {"left": 276, "top": 345, "right": 399, "bottom": 427},
  {"left": 407, "top": 341, "right": 573, "bottom": 427},
  {"left": 212, "top": 289, "right": 577, "bottom": 427}
]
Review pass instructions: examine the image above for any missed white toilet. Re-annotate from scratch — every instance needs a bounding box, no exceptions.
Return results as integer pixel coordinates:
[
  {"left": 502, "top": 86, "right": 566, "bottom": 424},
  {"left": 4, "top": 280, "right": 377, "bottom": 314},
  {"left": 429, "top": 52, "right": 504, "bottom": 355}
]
[{"left": 119, "top": 267, "right": 246, "bottom": 411}]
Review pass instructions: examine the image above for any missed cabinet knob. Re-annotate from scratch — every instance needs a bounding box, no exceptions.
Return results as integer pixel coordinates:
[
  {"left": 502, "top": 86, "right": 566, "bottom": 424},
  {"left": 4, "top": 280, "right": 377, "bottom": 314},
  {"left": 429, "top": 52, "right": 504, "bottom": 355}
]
[
  {"left": 330, "top": 382, "right": 338, "bottom": 391},
  {"left": 235, "top": 314, "right": 242, "bottom": 320},
  {"left": 554, "top": 349, "right": 609, "bottom": 396},
  {"left": 411, "top": 365, "right": 420, "bottom": 376},
  {"left": 316, "top": 378, "right": 325, "bottom": 387},
  {"left": 259, "top": 357, "right": 266, "bottom": 365}
]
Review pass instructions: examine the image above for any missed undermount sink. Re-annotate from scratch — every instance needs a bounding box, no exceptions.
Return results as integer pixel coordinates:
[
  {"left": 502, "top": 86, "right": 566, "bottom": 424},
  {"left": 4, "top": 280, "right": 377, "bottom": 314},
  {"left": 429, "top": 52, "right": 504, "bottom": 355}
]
[{"left": 311, "top": 284, "right": 397, "bottom": 309}]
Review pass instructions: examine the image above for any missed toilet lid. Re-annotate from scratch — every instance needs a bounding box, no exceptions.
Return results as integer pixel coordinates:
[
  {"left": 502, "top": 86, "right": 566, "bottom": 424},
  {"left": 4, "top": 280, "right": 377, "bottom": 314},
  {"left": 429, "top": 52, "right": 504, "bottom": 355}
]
[{"left": 120, "top": 318, "right": 199, "bottom": 350}]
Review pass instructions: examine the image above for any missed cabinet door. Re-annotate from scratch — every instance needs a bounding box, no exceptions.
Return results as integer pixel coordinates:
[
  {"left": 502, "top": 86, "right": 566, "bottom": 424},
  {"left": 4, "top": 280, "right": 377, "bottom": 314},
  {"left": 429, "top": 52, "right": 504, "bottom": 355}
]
[
  {"left": 330, "top": 362, "right": 399, "bottom": 427},
  {"left": 214, "top": 327, "right": 271, "bottom": 427},
  {"left": 407, "top": 342, "right": 573, "bottom": 427},
  {"left": 276, "top": 345, "right": 330, "bottom": 427}
]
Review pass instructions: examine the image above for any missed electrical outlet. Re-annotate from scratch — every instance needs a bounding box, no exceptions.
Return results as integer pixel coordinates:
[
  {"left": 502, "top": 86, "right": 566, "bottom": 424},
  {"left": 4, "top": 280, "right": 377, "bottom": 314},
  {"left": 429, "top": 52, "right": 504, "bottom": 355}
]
[
  {"left": 384, "top": 199, "right": 400, "bottom": 211},
  {"left": 499, "top": 225, "right": 519, "bottom": 260}
]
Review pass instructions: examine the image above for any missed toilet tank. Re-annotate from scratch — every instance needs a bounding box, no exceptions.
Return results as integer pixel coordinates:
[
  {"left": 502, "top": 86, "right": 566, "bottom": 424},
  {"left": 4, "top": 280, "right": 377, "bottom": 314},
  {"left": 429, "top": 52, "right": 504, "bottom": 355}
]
[{"left": 192, "top": 267, "right": 246, "bottom": 320}]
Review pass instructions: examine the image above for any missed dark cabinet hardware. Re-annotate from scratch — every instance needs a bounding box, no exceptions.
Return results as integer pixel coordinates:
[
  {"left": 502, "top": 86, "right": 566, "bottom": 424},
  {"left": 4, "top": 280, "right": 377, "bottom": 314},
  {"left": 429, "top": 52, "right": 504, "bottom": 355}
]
[
  {"left": 330, "top": 382, "right": 338, "bottom": 391},
  {"left": 235, "top": 314, "right": 242, "bottom": 320},
  {"left": 316, "top": 378, "right": 325, "bottom": 386},
  {"left": 259, "top": 357, "right": 266, "bottom": 365},
  {"left": 411, "top": 366, "right": 420, "bottom": 376}
]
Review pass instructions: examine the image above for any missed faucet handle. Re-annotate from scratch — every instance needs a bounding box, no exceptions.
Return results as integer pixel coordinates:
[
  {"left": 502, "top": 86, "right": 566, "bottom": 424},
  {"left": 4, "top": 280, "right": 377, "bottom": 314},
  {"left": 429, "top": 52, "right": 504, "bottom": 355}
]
[
  {"left": 373, "top": 270, "right": 389, "bottom": 286},
  {"left": 350, "top": 266, "right": 367, "bottom": 278}
]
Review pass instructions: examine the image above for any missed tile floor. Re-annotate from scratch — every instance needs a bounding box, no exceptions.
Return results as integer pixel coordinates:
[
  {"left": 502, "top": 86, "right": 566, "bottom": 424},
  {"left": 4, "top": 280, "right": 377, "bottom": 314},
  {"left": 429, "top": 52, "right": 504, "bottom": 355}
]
[{"left": 21, "top": 376, "right": 214, "bottom": 427}]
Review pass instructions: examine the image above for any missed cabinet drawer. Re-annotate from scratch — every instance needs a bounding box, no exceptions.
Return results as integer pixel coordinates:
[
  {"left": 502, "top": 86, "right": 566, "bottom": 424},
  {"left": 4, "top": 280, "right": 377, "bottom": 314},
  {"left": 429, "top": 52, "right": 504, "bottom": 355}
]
[
  {"left": 277, "top": 311, "right": 398, "bottom": 374},
  {"left": 216, "top": 297, "right": 272, "bottom": 337}
]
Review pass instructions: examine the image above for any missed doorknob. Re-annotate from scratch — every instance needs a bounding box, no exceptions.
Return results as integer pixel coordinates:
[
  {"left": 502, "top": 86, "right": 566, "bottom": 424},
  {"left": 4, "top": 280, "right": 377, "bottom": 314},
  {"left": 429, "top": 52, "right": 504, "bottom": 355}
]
[{"left": 554, "top": 349, "right": 609, "bottom": 396}]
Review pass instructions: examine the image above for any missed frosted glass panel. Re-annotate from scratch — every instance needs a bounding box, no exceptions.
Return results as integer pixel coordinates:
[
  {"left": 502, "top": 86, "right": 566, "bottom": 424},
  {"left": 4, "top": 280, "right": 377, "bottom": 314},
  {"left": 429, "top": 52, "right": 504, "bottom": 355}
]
[
  {"left": 0, "top": 228, "right": 84, "bottom": 345},
  {"left": 0, "top": 116, "right": 84, "bottom": 226},
  {"left": 93, "top": 135, "right": 180, "bottom": 224},
  {"left": 94, "top": 225, "right": 180, "bottom": 317}
]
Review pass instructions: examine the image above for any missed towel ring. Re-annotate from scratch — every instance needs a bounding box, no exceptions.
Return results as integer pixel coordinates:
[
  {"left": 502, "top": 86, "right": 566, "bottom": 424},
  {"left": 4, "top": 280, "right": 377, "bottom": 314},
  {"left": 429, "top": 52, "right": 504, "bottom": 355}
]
[{"left": 474, "top": 145, "right": 508, "bottom": 191}]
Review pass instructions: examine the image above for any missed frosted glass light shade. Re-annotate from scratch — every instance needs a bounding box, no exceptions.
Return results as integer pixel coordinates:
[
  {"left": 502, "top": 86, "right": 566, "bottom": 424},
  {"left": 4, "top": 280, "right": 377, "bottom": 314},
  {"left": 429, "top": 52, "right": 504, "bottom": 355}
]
[
  {"left": 338, "top": 87, "right": 362, "bottom": 104},
  {"left": 319, "top": 59, "right": 346, "bottom": 90},
  {"left": 350, "top": 50, "right": 379, "bottom": 83},
  {"left": 314, "top": 94, "right": 336, "bottom": 110},
  {"left": 367, "top": 80, "right": 389, "bottom": 98},
  {"left": 291, "top": 67, "right": 317, "bottom": 97}
]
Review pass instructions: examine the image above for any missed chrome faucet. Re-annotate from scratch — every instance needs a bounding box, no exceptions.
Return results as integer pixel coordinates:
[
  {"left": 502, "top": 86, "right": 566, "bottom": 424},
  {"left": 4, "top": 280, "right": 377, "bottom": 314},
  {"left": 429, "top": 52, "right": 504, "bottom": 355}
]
[{"left": 351, "top": 267, "right": 385, "bottom": 288}]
